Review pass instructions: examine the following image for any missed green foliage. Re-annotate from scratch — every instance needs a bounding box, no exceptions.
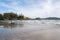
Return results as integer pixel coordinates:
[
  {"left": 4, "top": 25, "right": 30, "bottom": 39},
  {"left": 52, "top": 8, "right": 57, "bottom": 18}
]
[
  {"left": 17, "top": 15, "right": 24, "bottom": 20},
  {"left": 0, "top": 12, "right": 31, "bottom": 20},
  {"left": 0, "top": 14, "right": 3, "bottom": 20},
  {"left": 3, "top": 12, "right": 17, "bottom": 20},
  {"left": 0, "top": 12, "right": 26, "bottom": 20}
]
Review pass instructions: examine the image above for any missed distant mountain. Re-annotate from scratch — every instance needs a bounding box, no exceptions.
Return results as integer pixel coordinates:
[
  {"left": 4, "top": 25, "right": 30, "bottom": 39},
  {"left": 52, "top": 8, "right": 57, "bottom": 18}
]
[
  {"left": 33, "top": 17, "right": 60, "bottom": 20},
  {"left": 44, "top": 17, "right": 60, "bottom": 20}
]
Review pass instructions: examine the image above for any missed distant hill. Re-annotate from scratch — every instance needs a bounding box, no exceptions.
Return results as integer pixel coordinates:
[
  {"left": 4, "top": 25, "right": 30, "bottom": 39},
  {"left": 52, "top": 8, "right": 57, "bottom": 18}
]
[
  {"left": 44, "top": 17, "right": 60, "bottom": 20},
  {"left": 33, "top": 17, "right": 60, "bottom": 20}
]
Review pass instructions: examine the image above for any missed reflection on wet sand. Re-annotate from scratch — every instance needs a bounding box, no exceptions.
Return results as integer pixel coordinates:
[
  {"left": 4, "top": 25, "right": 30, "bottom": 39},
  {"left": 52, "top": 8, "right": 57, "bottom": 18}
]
[
  {"left": 0, "top": 20, "right": 60, "bottom": 40},
  {"left": 0, "top": 22, "right": 24, "bottom": 29}
]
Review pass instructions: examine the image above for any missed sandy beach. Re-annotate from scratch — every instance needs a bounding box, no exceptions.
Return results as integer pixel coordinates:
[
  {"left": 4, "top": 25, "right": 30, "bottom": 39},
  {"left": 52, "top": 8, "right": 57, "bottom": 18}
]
[{"left": 0, "top": 20, "right": 60, "bottom": 40}]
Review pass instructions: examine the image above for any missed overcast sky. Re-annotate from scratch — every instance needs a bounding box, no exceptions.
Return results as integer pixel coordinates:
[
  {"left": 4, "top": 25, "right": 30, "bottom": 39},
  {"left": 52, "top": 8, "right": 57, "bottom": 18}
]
[{"left": 0, "top": 0, "right": 60, "bottom": 18}]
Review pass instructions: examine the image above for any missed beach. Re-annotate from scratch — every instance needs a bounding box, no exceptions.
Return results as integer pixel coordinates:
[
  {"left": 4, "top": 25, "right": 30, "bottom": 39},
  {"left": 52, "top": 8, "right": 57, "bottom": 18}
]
[{"left": 0, "top": 20, "right": 60, "bottom": 40}]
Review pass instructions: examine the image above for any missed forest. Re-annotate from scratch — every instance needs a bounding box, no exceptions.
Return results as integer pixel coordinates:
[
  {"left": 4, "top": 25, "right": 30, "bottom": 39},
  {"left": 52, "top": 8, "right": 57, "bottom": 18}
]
[{"left": 0, "top": 12, "right": 31, "bottom": 20}]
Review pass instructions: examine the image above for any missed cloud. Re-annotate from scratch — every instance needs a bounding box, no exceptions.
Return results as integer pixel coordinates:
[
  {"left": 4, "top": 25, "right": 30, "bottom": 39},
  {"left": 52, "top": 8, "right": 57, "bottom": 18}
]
[
  {"left": 23, "top": 0, "right": 54, "bottom": 18},
  {"left": 0, "top": 0, "right": 60, "bottom": 18},
  {"left": 0, "top": 1, "right": 23, "bottom": 13}
]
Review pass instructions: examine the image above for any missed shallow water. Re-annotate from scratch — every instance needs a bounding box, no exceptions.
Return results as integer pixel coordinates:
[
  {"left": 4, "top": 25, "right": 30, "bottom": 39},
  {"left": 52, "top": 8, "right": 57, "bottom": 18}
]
[{"left": 0, "top": 20, "right": 60, "bottom": 40}]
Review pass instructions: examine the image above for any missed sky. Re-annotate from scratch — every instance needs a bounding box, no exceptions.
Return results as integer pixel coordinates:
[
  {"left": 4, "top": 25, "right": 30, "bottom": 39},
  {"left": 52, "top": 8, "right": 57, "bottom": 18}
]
[{"left": 0, "top": 0, "right": 60, "bottom": 18}]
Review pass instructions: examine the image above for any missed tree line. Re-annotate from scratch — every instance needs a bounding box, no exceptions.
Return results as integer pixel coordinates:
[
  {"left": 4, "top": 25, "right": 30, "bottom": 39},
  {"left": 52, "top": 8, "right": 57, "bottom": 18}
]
[
  {"left": 0, "top": 12, "right": 31, "bottom": 20},
  {"left": 0, "top": 12, "right": 59, "bottom": 20}
]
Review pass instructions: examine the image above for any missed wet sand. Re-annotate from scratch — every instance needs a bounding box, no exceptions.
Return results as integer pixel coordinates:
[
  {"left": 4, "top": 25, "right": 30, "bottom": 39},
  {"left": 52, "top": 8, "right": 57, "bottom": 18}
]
[{"left": 0, "top": 20, "right": 60, "bottom": 40}]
